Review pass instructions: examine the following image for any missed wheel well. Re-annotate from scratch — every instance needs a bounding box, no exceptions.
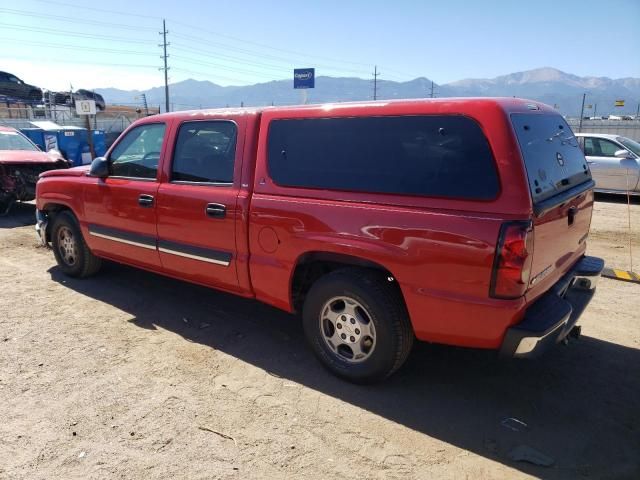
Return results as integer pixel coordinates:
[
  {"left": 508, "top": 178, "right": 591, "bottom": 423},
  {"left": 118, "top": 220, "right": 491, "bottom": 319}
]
[
  {"left": 42, "top": 203, "right": 73, "bottom": 242},
  {"left": 291, "top": 252, "right": 400, "bottom": 313}
]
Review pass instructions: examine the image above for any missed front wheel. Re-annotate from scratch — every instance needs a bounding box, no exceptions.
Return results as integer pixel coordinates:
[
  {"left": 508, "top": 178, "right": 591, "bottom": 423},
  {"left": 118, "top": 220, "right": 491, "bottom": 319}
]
[
  {"left": 51, "top": 211, "right": 102, "bottom": 277},
  {"left": 302, "top": 269, "right": 414, "bottom": 383}
]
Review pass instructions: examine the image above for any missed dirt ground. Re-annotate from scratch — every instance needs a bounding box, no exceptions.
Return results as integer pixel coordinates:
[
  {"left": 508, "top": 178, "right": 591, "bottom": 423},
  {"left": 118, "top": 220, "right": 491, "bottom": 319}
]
[{"left": 0, "top": 196, "right": 638, "bottom": 480}]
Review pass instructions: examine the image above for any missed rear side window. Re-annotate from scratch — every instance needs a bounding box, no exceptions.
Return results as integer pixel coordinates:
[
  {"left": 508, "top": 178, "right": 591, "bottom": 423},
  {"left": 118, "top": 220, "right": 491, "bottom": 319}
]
[
  {"left": 171, "top": 121, "right": 237, "bottom": 183},
  {"left": 267, "top": 115, "right": 499, "bottom": 199},
  {"left": 511, "top": 114, "right": 591, "bottom": 204}
]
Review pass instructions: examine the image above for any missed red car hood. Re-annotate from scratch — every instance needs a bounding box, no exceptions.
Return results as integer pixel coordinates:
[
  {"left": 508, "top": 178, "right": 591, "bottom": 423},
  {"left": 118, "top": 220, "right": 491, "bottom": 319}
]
[
  {"left": 40, "top": 165, "right": 90, "bottom": 178},
  {"left": 0, "top": 150, "right": 66, "bottom": 165}
]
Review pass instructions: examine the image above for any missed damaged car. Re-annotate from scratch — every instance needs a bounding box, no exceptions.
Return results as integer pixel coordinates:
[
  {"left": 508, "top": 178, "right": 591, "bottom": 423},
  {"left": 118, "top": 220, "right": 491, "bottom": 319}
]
[{"left": 0, "top": 126, "right": 69, "bottom": 215}]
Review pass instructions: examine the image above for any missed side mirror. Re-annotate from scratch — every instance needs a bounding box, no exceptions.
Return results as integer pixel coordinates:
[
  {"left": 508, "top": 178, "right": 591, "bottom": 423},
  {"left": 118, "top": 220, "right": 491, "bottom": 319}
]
[
  {"left": 614, "top": 149, "right": 632, "bottom": 159},
  {"left": 89, "top": 156, "right": 109, "bottom": 178}
]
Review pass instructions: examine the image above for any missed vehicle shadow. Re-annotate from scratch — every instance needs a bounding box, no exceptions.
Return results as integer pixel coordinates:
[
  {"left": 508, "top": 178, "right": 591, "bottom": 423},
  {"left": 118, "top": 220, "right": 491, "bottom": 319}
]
[
  {"left": 48, "top": 262, "right": 640, "bottom": 479},
  {"left": 0, "top": 202, "right": 36, "bottom": 228}
]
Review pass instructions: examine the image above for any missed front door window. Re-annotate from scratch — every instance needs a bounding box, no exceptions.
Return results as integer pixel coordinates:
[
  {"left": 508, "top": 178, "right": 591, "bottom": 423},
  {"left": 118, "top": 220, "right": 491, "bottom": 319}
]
[{"left": 110, "top": 123, "right": 166, "bottom": 179}]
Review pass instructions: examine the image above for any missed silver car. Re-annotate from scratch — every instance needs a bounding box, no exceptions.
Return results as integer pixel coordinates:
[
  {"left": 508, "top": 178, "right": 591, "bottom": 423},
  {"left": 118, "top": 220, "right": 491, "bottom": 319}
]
[{"left": 576, "top": 133, "right": 640, "bottom": 194}]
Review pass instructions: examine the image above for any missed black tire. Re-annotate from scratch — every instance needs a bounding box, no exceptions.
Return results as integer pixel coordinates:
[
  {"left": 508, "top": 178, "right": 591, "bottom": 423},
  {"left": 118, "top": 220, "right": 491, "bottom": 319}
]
[
  {"left": 302, "top": 268, "right": 414, "bottom": 383},
  {"left": 51, "top": 211, "right": 102, "bottom": 278}
]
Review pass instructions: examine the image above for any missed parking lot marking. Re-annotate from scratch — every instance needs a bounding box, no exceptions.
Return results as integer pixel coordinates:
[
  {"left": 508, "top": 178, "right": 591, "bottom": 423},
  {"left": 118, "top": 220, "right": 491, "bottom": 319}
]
[{"left": 602, "top": 267, "right": 640, "bottom": 284}]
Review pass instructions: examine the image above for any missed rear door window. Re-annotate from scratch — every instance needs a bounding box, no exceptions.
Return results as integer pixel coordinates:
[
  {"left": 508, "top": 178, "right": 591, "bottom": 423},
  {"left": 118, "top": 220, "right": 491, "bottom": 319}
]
[
  {"left": 594, "top": 138, "right": 621, "bottom": 157},
  {"left": 171, "top": 121, "right": 237, "bottom": 184},
  {"left": 267, "top": 115, "right": 499, "bottom": 200},
  {"left": 511, "top": 114, "right": 591, "bottom": 204}
]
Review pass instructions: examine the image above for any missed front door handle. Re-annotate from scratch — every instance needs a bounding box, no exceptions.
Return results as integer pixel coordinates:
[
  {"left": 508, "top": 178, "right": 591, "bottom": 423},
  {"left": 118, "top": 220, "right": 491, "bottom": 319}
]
[
  {"left": 568, "top": 206, "right": 577, "bottom": 226},
  {"left": 138, "top": 194, "right": 154, "bottom": 207},
  {"left": 206, "top": 203, "right": 226, "bottom": 219}
]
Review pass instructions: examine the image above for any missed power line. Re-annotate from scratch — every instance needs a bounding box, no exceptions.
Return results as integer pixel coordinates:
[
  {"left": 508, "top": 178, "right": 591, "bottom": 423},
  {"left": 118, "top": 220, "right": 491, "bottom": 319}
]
[
  {"left": 30, "top": 0, "right": 161, "bottom": 20},
  {"left": 171, "top": 55, "right": 285, "bottom": 79},
  {"left": 22, "top": 0, "right": 377, "bottom": 68},
  {"left": 170, "top": 31, "right": 372, "bottom": 77},
  {"left": 10, "top": 2, "right": 417, "bottom": 82},
  {"left": 0, "top": 37, "right": 155, "bottom": 56},
  {"left": 44, "top": 0, "right": 405, "bottom": 78},
  {"left": 2, "top": 11, "right": 417, "bottom": 86},
  {"left": 170, "top": 44, "right": 301, "bottom": 74},
  {"left": 2, "top": 55, "right": 158, "bottom": 70},
  {"left": 3, "top": 10, "right": 412, "bottom": 82},
  {"left": 1, "top": 21, "right": 372, "bottom": 80},
  {"left": 170, "top": 20, "right": 372, "bottom": 68},
  {"left": 170, "top": 67, "right": 254, "bottom": 86},
  {"left": 0, "top": 22, "right": 155, "bottom": 44},
  {"left": 0, "top": 7, "right": 157, "bottom": 31},
  {"left": 173, "top": 37, "right": 397, "bottom": 80},
  {"left": 1, "top": 34, "right": 284, "bottom": 83}
]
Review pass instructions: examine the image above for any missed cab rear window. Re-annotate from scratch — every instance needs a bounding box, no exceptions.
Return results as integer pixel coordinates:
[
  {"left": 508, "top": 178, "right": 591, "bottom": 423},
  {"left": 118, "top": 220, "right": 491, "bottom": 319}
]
[{"left": 511, "top": 114, "right": 591, "bottom": 204}]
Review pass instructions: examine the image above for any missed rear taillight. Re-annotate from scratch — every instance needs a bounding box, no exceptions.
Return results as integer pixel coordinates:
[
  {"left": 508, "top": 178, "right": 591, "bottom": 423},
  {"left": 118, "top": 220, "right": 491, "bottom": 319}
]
[{"left": 490, "top": 221, "right": 534, "bottom": 299}]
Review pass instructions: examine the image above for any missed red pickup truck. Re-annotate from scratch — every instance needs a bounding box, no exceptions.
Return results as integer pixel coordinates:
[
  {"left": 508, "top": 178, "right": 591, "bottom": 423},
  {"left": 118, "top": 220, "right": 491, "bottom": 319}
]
[{"left": 35, "top": 98, "right": 604, "bottom": 383}]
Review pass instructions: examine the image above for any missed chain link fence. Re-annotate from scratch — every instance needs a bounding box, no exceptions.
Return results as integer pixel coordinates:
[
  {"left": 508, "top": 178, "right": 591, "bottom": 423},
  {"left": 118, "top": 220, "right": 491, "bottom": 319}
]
[{"left": 565, "top": 118, "right": 640, "bottom": 140}]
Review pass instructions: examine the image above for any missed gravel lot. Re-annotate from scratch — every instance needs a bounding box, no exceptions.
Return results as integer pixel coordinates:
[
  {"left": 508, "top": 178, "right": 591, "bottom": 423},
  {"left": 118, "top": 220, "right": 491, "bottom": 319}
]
[{"left": 1, "top": 197, "right": 639, "bottom": 480}]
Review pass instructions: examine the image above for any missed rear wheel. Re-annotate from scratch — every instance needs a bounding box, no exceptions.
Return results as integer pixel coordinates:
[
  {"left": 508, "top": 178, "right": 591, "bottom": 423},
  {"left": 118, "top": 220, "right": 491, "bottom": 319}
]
[
  {"left": 51, "top": 211, "right": 102, "bottom": 277},
  {"left": 302, "top": 269, "right": 414, "bottom": 383}
]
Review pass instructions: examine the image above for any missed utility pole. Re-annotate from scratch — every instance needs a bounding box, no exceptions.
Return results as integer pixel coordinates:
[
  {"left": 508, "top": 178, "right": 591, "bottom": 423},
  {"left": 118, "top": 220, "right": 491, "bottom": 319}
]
[
  {"left": 84, "top": 114, "right": 95, "bottom": 159},
  {"left": 578, "top": 93, "right": 586, "bottom": 133},
  {"left": 594, "top": 103, "right": 597, "bottom": 118},
  {"left": 159, "top": 19, "right": 170, "bottom": 113},
  {"left": 372, "top": 65, "right": 380, "bottom": 100},
  {"left": 429, "top": 81, "right": 435, "bottom": 98},
  {"left": 141, "top": 93, "right": 149, "bottom": 116},
  {"left": 636, "top": 101, "right": 639, "bottom": 119}
]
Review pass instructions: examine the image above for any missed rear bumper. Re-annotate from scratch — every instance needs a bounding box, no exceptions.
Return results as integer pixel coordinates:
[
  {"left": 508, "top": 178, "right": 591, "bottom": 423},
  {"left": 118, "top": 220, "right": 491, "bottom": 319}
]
[{"left": 499, "top": 255, "right": 604, "bottom": 358}]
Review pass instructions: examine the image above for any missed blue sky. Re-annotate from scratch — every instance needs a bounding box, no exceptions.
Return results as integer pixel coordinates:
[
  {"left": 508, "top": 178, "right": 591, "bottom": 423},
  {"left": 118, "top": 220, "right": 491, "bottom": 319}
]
[{"left": 1, "top": 0, "right": 639, "bottom": 91}]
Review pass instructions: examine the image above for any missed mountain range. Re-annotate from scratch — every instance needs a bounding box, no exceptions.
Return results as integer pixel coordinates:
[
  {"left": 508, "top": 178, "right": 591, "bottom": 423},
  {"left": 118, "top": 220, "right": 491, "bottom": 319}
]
[{"left": 96, "top": 67, "right": 640, "bottom": 116}]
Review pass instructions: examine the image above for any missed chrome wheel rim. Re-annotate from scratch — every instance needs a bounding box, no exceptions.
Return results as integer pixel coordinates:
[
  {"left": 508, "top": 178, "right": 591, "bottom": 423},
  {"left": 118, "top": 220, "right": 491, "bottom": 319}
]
[
  {"left": 57, "top": 226, "right": 78, "bottom": 266},
  {"left": 319, "top": 296, "right": 376, "bottom": 363}
]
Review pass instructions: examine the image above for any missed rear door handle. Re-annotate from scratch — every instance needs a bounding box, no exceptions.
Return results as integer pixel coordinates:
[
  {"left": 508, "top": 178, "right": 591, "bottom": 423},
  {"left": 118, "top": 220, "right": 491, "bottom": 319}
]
[
  {"left": 138, "top": 194, "right": 154, "bottom": 207},
  {"left": 205, "top": 203, "right": 226, "bottom": 219}
]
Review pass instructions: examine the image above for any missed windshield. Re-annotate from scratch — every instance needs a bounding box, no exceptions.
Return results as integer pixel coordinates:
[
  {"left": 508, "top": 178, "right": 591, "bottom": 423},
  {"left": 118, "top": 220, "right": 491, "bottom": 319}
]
[
  {"left": 617, "top": 137, "right": 640, "bottom": 157},
  {"left": 511, "top": 113, "right": 591, "bottom": 204},
  {"left": 0, "top": 131, "right": 39, "bottom": 151}
]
